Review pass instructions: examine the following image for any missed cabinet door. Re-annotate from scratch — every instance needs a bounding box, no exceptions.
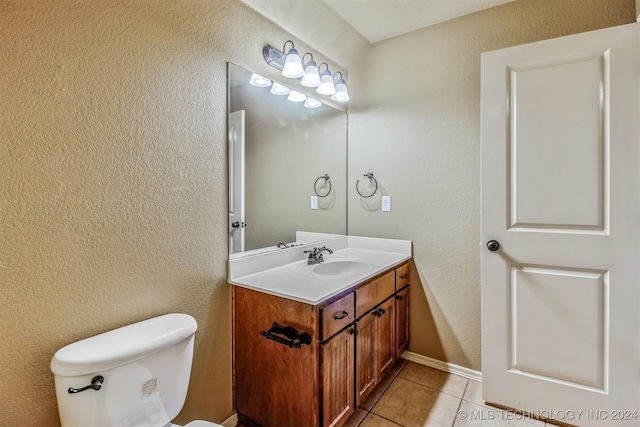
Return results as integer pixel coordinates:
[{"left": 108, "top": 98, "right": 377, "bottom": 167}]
[
  {"left": 375, "top": 297, "right": 396, "bottom": 379},
  {"left": 395, "top": 262, "right": 410, "bottom": 290},
  {"left": 355, "top": 311, "right": 376, "bottom": 406},
  {"left": 234, "top": 287, "right": 319, "bottom": 427},
  {"left": 321, "top": 327, "right": 355, "bottom": 427},
  {"left": 395, "top": 286, "right": 410, "bottom": 358}
]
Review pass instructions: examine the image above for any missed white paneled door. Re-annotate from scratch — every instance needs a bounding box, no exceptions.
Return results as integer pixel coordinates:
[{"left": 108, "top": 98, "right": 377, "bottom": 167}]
[
  {"left": 481, "top": 23, "right": 639, "bottom": 426},
  {"left": 229, "top": 110, "right": 246, "bottom": 254}
]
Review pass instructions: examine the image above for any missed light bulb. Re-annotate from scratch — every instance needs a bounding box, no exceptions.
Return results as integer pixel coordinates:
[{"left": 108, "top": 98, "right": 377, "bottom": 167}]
[
  {"left": 304, "top": 98, "right": 322, "bottom": 109},
  {"left": 331, "top": 80, "right": 349, "bottom": 102},
  {"left": 249, "top": 73, "right": 272, "bottom": 88},
  {"left": 282, "top": 48, "right": 305, "bottom": 78},
  {"left": 316, "top": 70, "right": 336, "bottom": 96},
  {"left": 301, "top": 60, "right": 321, "bottom": 88},
  {"left": 287, "top": 90, "right": 307, "bottom": 102},
  {"left": 270, "top": 82, "right": 290, "bottom": 96}
]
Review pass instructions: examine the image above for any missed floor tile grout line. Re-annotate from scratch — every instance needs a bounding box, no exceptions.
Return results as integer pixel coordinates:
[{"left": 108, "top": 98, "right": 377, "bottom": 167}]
[
  {"left": 359, "top": 360, "right": 408, "bottom": 412},
  {"left": 360, "top": 362, "right": 407, "bottom": 427},
  {"left": 395, "top": 374, "right": 469, "bottom": 401},
  {"left": 368, "top": 405, "right": 405, "bottom": 427},
  {"left": 450, "top": 381, "right": 470, "bottom": 427},
  {"left": 354, "top": 408, "right": 370, "bottom": 427}
]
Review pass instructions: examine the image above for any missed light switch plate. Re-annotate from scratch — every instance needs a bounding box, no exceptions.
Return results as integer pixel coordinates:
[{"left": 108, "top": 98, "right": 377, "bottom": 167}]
[
  {"left": 381, "top": 196, "right": 391, "bottom": 212},
  {"left": 311, "top": 196, "right": 318, "bottom": 210}
]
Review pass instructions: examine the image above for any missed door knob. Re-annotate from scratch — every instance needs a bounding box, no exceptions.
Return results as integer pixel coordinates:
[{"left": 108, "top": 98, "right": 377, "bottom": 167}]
[{"left": 487, "top": 240, "right": 500, "bottom": 252}]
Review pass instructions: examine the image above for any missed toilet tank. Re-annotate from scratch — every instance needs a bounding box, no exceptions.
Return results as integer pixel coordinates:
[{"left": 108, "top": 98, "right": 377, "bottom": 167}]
[{"left": 50, "top": 313, "right": 197, "bottom": 427}]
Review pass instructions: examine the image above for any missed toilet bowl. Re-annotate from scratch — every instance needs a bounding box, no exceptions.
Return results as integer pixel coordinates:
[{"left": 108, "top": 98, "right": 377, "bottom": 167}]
[{"left": 50, "top": 313, "right": 222, "bottom": 427}]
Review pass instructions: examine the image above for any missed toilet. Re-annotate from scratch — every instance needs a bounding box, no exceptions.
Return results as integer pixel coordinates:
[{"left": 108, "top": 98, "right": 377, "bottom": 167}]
[{"left": 50, "top": 313, "right": 222, "bottom": 427}]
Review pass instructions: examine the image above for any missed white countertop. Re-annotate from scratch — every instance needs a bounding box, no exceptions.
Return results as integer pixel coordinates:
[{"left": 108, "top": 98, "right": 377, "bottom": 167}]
[{"left": 228, "top": 235, "right": 412, "bottom": 305}]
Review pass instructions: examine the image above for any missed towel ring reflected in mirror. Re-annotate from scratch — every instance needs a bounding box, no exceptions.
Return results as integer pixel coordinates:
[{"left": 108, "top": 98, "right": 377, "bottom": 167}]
[
  {"left": 314, "top": 174, "right": 332, "bottom": 198},
  {"left": 356, "top": 172, "right": 378, "bottom": 198}
]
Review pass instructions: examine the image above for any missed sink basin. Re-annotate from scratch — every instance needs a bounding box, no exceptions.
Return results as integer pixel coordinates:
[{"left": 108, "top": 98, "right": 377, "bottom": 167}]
[{"left": 313, "top": 260, "right": 370, "bottom": 276}]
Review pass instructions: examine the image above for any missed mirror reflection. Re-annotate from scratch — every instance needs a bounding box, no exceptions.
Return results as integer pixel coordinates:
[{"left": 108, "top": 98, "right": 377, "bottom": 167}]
[{"left": 228, "top": 63, "right": 347, "bottom": 256}]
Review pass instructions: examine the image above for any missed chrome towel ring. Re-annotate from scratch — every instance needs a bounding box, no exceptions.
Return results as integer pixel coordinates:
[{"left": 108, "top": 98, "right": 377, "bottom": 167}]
[
  {"left": 356, "top": 172, "right": 378, "bottom": 198},
  {"left": 314, "top": 174, "right": 332, "bottom": 198}
]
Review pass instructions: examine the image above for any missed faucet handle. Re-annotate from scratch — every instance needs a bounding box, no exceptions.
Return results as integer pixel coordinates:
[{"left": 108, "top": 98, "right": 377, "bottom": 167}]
[{"left": 304, "top": 248, "right": 317, "bottom": 261}]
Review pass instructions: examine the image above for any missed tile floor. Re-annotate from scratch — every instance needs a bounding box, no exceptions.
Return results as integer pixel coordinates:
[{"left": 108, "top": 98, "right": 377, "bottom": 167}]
[{"left": 345, "top": 359, "right": 549, "bottom": 427}]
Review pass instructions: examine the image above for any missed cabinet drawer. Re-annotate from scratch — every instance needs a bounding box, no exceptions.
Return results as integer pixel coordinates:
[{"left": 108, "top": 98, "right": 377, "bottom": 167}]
[
  {"left": 396, "top": 262, "right": 410, "bottom": 290},
  {"left": 321, "top": 292, "right": 355, "bottom": 341},
  {"left": 355, "top": 271, "right": 395, "bottom": 318}
]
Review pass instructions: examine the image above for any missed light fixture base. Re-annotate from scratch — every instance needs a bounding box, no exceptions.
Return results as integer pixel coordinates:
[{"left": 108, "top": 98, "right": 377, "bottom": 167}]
[{"left": 263, "top": 45, "right": 286, "bottom": 72}]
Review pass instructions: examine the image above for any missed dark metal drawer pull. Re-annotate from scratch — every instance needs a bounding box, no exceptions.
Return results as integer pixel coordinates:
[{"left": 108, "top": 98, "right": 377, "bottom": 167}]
[
  {"left": 261, "top": 322, "right": 312, "bottom": 349},
  {"left": 333, "top": 311, "right": 349, "bottom": 320},
  {"left": 400, "top": 274, "right": 409, "bottom": 279},
  {"left": 396, "top": 295, "right": 404, "bottom": 301}
]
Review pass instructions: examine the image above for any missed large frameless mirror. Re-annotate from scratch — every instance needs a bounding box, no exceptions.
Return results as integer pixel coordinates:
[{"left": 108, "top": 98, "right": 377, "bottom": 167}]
[{"left": 228, "top": 63, "right": 347, "bottom": 257}]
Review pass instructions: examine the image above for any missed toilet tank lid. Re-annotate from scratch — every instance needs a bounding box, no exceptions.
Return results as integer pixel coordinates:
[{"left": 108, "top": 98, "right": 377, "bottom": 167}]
[{"left": 51, "top": 313, "right": 197, "bottom": 376}]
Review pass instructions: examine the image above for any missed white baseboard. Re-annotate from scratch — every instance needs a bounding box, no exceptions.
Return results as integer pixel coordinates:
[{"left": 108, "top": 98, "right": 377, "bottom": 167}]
[
  {"left": 221, "top": 413, "right": 238, "bottom": 427},
  {"left": 401, "top": 351, "right": 482, "bottom": 382}
]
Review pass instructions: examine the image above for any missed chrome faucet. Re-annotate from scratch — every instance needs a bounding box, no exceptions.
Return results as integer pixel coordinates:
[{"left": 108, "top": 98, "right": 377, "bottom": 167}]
[{"left": 304, "top": 246, "right": 333, "bottom": 265}]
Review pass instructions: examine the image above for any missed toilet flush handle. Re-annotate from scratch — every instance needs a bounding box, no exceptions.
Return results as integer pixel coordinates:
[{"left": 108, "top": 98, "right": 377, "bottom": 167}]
[{"left": 68, "top": 375, "right": 104, "bottom": 394}]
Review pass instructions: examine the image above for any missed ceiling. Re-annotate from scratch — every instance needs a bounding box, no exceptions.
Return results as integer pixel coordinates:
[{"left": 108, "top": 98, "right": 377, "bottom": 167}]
[
  {"left": 239, "top": 0, "right": 516, "bottom": 69},
  {"left": 320, "top": 0, "right": 515, "bottom": 43}
]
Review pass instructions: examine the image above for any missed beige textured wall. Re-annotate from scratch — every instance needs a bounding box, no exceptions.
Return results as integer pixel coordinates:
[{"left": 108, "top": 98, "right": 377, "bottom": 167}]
[
  {"left": 347, "top": 0, "right": 635, "bottom": 371},
  {"left": 0, "top": 1, "right": 331, "bottom": 425},
  {"left": 2, "top": 0, "right": 635, "bottom": 425}
]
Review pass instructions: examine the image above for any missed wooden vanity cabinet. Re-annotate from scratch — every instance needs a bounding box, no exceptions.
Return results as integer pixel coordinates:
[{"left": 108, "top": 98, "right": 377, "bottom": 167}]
[
  {"left": 355, "top": 305, "right": 376, "bottom": 405},
  {"left": 375, "top": 296, "right": 396, "bottom": 378},
  {"left": 233, "top": 261, "right": 411, "bottom": 427},
  {"left": 354, "top": 296, "right": 396, "bottom": 406},
  {"left": 395, "top": 285, "right": 410, "bottom": 357},
  {"left": 234, "top": 287, "right": 320, "bottom": 427},
  {"left": 394, "top": 261, "right": 411, "bottom": 358},
  {"left": 321, "top": 326, "right": 356, "bottom": 427}
]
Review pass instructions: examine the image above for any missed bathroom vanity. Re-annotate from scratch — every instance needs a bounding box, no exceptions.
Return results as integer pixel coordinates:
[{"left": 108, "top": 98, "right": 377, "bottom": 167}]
[{"left": 229, "top": 235, "right": 411, "bottom": 427}]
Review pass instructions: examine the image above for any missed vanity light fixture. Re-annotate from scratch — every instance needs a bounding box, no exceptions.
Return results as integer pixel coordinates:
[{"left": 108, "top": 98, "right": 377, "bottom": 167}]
[
  {"left": 287, "top": 90, "right": 307, "bottom": 103},
  {"left": 300, "top": 53, "right": 321, "bottom": 88},
  {"left": 316, "top": 63, "right": 336, "bottom": 96},
  {"left": 249, "top": 73, "right": 272, "bottom": 88},
  {"left": 330, "top": 72, "right": 349, "bottom": 102},
  {"left": 303, "top": 97, "right": 322, "bottom": 109},
  {"left": 263, "top": 40, "right": 349, "bottom": 102},
  {"left": 270, "top": 82, "right": 290, "bottom": 96}
]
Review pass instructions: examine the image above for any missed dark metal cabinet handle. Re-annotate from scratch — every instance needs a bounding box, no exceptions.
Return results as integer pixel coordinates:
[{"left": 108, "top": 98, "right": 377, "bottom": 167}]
[
  {"left": 395, "top": 295, "right": 403, "bottom": 301},
  {"left": 348, "top": 328, "right": 358, "bottom": 336},
  {"left": 333, "top": 311, "right": 349, "bottom": 320},
  {"left": 487, "top": 240, "right": 500, "bottom": 252},
  {"left": 400, "top": 274, "right": 409, "bottom": 279},
  {"left": 373, "top": 307, "right": 386, "bottom": 317}
]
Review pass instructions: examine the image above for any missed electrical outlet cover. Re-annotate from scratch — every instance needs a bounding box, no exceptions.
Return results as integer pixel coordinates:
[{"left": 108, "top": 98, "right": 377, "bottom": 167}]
[{"left": 382, "top": 196, "right": 391, "bottom": 212}]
